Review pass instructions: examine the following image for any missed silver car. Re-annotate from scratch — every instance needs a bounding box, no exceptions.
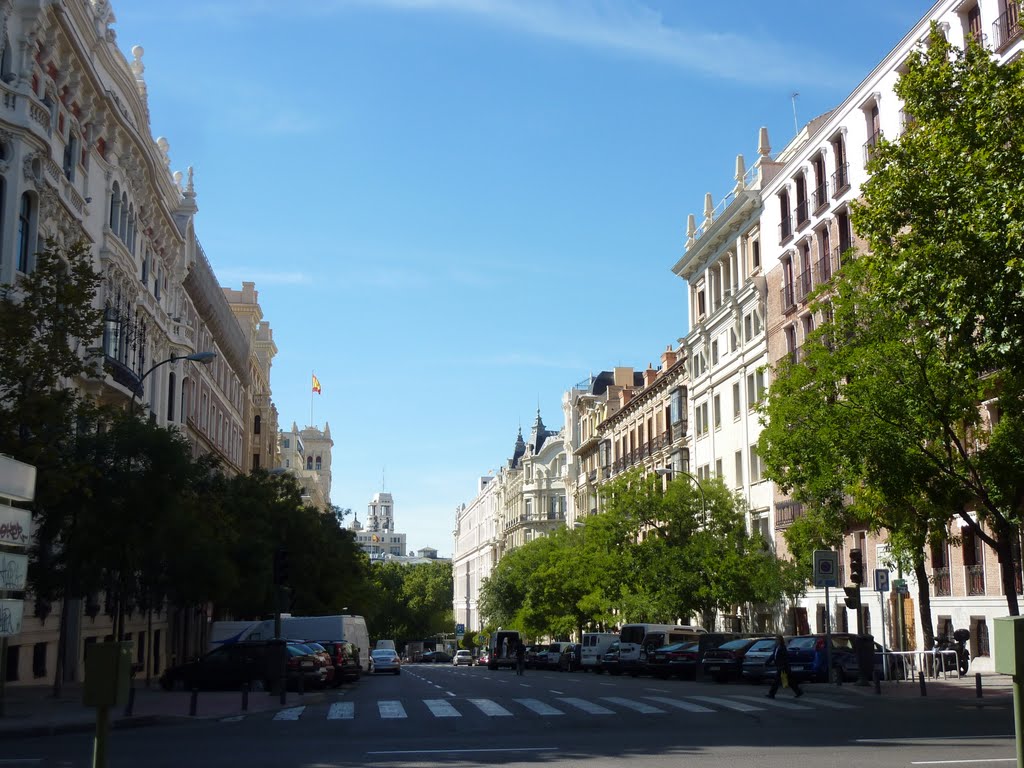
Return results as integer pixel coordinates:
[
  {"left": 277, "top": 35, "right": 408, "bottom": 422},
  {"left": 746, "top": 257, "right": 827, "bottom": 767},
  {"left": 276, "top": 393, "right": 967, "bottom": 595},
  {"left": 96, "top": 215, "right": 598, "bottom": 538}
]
[{"left": 370, "top": 648, "right": 401, "bottom": 675}]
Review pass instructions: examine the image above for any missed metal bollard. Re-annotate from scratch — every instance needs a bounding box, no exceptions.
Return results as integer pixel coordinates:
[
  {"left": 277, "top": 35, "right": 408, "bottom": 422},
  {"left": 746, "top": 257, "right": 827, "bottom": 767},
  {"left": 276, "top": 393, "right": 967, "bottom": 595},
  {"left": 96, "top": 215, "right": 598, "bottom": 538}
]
[
  {"left": 124, "top": 686, "right": 136, "bottom": 716},
  {"left": 873, "top": 668, "right": 881, "bottom": 695},
  {"left": 918, "top": 671, "right": 927, "bottom": 696},
  {"left": 976, "top": 672, "right": 983, "bottom": 698},
  {"left": 190, "top": 688, "right": 198, "bottom": 716},
  {"left": 242, "top": 682, "right": 249, "bottom": 712}
]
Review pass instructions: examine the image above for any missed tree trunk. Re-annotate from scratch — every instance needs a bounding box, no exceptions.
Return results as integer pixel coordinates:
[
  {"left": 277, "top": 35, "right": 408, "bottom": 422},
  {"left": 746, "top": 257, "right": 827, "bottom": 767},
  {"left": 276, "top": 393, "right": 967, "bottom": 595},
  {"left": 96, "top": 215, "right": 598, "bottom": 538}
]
[
  {"left": 913, "top": 558, "right": 935, "bottom": 652},
  {"left": 52, "top": 596, "right": 69, "bottom": 698},
  {"left": 995, "top": 521, "right": 1021, "bottom": 616}
]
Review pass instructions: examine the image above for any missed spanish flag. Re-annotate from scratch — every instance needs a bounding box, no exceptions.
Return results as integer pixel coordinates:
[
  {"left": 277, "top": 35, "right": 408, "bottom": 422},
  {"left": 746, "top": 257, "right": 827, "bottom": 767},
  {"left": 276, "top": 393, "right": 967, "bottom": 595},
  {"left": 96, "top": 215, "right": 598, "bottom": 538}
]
[{"left": 312, "top": 374, "right": 322, "bottom": 395}]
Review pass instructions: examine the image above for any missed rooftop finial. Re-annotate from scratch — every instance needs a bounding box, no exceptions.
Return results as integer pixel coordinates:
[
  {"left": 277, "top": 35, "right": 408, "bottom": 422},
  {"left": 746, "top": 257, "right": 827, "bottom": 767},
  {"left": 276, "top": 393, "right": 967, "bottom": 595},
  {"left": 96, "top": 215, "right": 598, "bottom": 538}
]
[{"left": 758, "top": 126, "right": 771, "bottom": 157}]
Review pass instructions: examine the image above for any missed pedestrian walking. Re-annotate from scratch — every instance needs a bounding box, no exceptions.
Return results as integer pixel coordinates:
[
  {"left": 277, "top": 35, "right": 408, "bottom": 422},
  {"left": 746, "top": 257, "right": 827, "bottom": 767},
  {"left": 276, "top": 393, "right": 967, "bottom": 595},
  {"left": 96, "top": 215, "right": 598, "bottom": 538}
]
[
  {"left": 515, "top": 642, "right": 526, "bottom": 676},
  {"left": 766, "top": 635, "right": 803, "bottom": 698}
]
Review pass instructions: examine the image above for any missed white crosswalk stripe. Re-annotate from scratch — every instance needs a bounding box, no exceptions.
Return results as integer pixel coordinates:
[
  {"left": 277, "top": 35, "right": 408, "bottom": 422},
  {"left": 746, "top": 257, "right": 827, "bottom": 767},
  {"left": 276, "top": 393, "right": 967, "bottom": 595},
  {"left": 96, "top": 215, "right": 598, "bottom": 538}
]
[
  {"left": 686, "top": 695, "right": 764, "bottom": 712},
  {"left": 600, "top": 696, "right": 665, "bottom": 714},
  {"left": 730, "top": 694, "right": 812, "bottom": 711},
  {"left": 515, "top": 698, "right": 565, "bottom": 716},
  {"left": 643, "top": 696, "right": 714, "bottom": 713},
  {"left": 378, "top": 700, "right": 407, "bottom": 719},
  {"left": 327, "top": 702, "right": 354, "bottom": 720},
  {"left": 557, "top": 697, "right": 615, "bottom": 715},
  {"left": 424, "top": 699, "right": 461, "bottom": 717},
  {"left": 273, "top": 706, "right": 305, "bottom": 720},
  {"left": 469, "top": 698, "right": 513, "bottom": 716}
]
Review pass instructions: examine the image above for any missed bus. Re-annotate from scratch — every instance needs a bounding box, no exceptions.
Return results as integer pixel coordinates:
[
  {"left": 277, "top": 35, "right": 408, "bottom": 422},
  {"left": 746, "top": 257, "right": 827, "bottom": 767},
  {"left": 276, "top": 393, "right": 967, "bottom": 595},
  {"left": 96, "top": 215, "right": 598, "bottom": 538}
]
[{"left": 617, "top": 623, "right": 705, "bottom": 674}]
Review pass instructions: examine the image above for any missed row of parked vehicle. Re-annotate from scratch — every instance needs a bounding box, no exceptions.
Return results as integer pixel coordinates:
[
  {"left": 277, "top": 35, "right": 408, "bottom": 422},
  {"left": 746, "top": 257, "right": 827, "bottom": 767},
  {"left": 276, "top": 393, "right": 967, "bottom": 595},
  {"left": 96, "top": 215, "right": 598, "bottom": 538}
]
[
  {"left": 596, "top": 632, "right": 899, "bottom": 684},
  {"left": 159, "top": 638, "right": 363, "bottom": 692}
]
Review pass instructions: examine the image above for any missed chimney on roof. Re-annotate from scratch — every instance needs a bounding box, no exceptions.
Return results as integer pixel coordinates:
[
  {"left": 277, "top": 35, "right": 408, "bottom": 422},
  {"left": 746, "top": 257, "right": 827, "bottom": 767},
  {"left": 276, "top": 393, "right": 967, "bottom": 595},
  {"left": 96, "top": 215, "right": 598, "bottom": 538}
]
[
  {"left": 643, "top": 366, "right": 658, "bottom": 387},
  {"left": 661, "top": 345, "right": 678, "bottom": 371},
  {"left": 619, "top": 388, "right": 632, "bottom": 407},
  {"left": 613, "top": 367, "right": 634, "bottom": 388}
]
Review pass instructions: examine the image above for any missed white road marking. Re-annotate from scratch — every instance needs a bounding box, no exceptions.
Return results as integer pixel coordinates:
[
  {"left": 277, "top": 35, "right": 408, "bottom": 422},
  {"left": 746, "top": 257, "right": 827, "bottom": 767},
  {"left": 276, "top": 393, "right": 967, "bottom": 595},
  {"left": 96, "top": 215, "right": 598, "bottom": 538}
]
[
  {"left": 469, "top": 698, "right": 513, "bottom": 716},
  {"left": 327, "top": 702, "right": 354, "bottom": 720},
  {"left": 730, "top": 694, "right": 812, "bottom": 710},
  {"left": 378, "top": 700, "right": 407, "bottom": 719},
  {"left": 643, "top": 696, "right": 714, "bottom": 713},
  {"left": 600, "top": 696, "right": 666, "bottom": 714},
  {"left": 515, "top": 698, "right": 565, "bottom": 715},
  {"left": 424, "top": 699, "right": 461, "bottom": 717},
  {"left": 367, "top": 748, "right": 558, "bottom": 755},
  {"left": 910, "top": 760, "right": 1016, "bottom": 765},
  {"left": 557, "top": 697, "right": 615, "bottom": 715},
  {"left": 272, "top": 706, "right": 305, "bottom": 720},
  {"left": 687, "top": 695, "right": 763, "bottom": 712},
  {"left": 855, "top": 736, "right": 1013, "bottom": 745}
]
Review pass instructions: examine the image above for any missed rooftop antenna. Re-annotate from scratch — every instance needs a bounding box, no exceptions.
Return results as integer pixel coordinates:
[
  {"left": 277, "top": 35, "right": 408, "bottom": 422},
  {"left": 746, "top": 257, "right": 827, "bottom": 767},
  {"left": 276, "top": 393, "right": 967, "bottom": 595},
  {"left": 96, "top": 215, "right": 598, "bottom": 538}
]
[
  {"left": 381, "top": 466, "right": 385, "bottom": 492},
  {"left": 791, "top": 92, "right": 800, "bottom": 135}
]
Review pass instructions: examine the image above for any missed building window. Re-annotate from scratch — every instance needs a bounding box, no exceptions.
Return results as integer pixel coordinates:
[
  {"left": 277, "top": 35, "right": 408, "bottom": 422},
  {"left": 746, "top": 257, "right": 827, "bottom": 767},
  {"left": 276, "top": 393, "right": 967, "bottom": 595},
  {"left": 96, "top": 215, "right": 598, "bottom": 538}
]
[
  {"left": 32, "top": 642, "right": 46, "bottom": 678},
  {"left": 252, "top": 453, "right": 260, "bottom": 471},
  {"left": 746, "top": 370, "right": 765, "bottom": 410},
  {"left": 254, "top": 415, "right": 261, "bottom": 435},
  {"left": 713, "top": 395, "right": 721, "bottom": 429},
  {"left": 779, "top": 191, "right": 792, "bottom": 244},
  {"left": 711, "top": 340, "right": 719, "bottom": 366},
  {"left": 16, "top": 192, "right": 34, "bottom": 273},
  {"left": 781, "top": 255, "right": 795, "bottom": 312},
  {"left": 734, "top": 450, "right": 743, "bottom": 488},
  {"left": 971, "top": 616, "right": 990, "bottom": 657},
  {"left": 732, "top": 382, "right": 741, "bottom": 419},
  {"left": 166, "top": 372, "right": 176, "bottom": 421},
  {"left": 795, "top": 174, "right": 808, "bottom": 227},
  {"left": 315, "top": 457, "right": 322, "bottom": 471},
  {"left": 715, "top": 458, "right": 723, "bottom": 478},
  {"left": 109, "top": 181, "right": 121, "bottom": 233},
  {"left": 306, "top": 456, "right": 313, "bottom": 470},
  {"left": 965, "top": 3, "right": 984, "bottom": 46},
  {"left": 749, "top": 445, "right": 762, "bottom": 483},
  {"left": 832, "top": 134, "right": 849, "bottom": 195}
]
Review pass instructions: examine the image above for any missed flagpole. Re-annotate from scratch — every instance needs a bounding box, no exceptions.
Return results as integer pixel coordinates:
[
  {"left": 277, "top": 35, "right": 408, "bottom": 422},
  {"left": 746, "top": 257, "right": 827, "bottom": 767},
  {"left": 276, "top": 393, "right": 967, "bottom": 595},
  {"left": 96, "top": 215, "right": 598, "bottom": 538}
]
[{"left": 310, "top": 370, "right": 314, "bottom": 427}]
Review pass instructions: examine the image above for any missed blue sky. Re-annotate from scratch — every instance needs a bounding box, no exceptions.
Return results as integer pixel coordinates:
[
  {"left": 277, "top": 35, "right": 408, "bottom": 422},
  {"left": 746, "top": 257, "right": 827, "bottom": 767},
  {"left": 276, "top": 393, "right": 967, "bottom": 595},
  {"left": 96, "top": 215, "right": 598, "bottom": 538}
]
[{"left": 111, "top": 0, "right": 933, "bottom": 556}]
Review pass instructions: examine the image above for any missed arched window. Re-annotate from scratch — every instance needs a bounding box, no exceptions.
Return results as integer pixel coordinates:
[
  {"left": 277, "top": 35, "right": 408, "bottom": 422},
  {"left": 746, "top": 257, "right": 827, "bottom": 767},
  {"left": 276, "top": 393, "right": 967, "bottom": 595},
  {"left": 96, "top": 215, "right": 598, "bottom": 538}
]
[
  {"left": 109, "top": 182, "right": 120, "bottom": 232},
  {"left": 315, "top": 457, "right": 322, "bottom": 471},
  {"left": 119, "top": 192, "right": 128, "bottom": 238},
  {"left": 306, "top": 456, "right": 313, "bottom": 470},
  {"left": 141, "top": 249, "right": 148, "bottom": 283},
  {"left": 16, "top": 193, "right": 33, "bottom": 273},
  {"left": 254, "top": 415, "right": 261, "bottom": 435},
  {"left": 0, "top": 37, "right": 11, "bottom": 82},
  {"left": 166, "top": 372, "right": 176, "bottom": 422},
  {"left": 181, "top": 377, "right": 190, "bottom": 424},
  {"left": 126, "top": 204, "right": 135, "bottom": 255}
]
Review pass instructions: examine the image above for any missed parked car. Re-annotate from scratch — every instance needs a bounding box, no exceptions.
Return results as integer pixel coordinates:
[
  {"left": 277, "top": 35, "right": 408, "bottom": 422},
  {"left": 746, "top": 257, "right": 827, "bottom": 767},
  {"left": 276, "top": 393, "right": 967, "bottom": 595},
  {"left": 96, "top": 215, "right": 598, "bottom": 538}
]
[
  {"left": 284, "top": 643, "right": 329, "bottom": 689},
  {"left": 741, "top": 637, "right": 788, "bottom": 683},
  {"left": 160, "top": 640, "right": 282, "bottom": 692},
  {"left": 421, "top": 650, "right": 452, "bottom": 664},
  {"left": 544, "top": 642, "right": 574, "bottom": 670},
  {"left": 646, "top": 641, "right": 699, "bottom": 678},
  {"left": 298, "top": 641, "right": 335, "bottom": 687},
  {"left": 317, "top": 640, "right": 361, "bottom": 684},
  {"left": 370, "top": 648, "right": 402, "bottom": 675},
  {"left": 525, "top": 645, "right": 543, "bottom": 669},
  {"left": 558, "top": 643, "right": 582, "bottom": 672},
  {"left": 601, "top": 641, "right": 622, "bottom": 675},
  {"left": 673, "top": 633, "right": 744, "bottom": 680},
  {"left": 788, "top": 633, "right": 903, "bottom": 682},
  {"left": 453, "top": 650, "right": 474, "bottom": 666},
  {"left": 700, "top": 637, "right": 769, "bottom": 683}
]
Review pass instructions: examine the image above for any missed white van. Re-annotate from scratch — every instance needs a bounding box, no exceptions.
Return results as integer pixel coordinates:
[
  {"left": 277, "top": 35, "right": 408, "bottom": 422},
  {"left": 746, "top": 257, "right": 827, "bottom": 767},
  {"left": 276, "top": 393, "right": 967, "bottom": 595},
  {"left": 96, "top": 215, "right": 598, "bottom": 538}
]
[
  {"left": 242, "top": 615, "right": 371, "bottom": 671},
  {"left": 618, "top": 623, "right": 705, "bottom": 674},
  {"left": 580, "top": 633, "right": 619, "bottom": 672}
]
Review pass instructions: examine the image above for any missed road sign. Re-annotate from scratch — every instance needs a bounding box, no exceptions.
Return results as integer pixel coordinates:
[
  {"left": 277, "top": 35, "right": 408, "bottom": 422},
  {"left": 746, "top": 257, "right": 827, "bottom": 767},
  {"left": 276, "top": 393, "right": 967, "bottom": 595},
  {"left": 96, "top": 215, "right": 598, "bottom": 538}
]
[
  {"left": 455, "top": 623, "right": 465, "bottom": 635},
  {"left": 893, "top": 578, "right": 909, "bottom": 594},
  {"left": 874, "top": 569, "right": 890, "bottom": 592},
  {"left": 813, "top": 549, "right": 838, "bottom": 588}
]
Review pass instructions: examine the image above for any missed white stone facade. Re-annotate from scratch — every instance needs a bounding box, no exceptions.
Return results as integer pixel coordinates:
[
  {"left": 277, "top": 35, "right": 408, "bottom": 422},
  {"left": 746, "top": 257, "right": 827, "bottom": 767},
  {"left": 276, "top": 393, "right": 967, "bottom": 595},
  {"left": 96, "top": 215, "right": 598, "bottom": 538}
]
[{"left": 452, "top": 476, "right": 500, "bottom": 633}]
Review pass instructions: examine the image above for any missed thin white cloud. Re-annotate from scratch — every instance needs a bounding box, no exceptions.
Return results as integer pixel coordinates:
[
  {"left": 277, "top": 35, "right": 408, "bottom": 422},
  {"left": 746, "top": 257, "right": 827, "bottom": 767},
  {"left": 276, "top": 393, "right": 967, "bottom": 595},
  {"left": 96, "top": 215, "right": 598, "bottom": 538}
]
[{"left": 165, "top": 0, "right": 850, "bottom": 87}]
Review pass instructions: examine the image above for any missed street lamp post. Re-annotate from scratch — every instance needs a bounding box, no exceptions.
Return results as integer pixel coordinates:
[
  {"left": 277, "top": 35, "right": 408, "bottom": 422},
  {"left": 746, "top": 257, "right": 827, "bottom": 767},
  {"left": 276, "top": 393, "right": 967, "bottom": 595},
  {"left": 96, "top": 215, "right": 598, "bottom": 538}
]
[
  {"left": 123, "top": 351, "right": 215, "bottom": 686},
  {"left": 130, "top": 351, "right": 217, "bottom": 414},
  {"left": 654, "top": 467, "right": 707, "bottom": 525}
]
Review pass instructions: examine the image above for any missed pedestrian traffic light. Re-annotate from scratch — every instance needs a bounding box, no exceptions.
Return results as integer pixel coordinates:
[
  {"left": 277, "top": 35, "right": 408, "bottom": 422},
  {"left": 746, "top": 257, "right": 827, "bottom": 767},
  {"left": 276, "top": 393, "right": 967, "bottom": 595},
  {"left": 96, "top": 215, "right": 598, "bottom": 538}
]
[
  {"left": 844, "top": 586, "right": 861, "bottom": 609},
  {"left": 849, "top": 548, "right": 864, "bottom": 585},
  {"left": 273, "top": 547, "right": 289, "bottom": 585}
]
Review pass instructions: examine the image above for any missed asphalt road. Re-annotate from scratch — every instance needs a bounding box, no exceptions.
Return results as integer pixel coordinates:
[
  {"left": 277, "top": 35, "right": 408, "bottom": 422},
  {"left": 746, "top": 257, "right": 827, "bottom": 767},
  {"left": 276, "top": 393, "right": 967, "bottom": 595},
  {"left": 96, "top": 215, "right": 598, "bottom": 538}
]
[{"left": 1, "top": 663, "right": 1016, "bottom": 767}]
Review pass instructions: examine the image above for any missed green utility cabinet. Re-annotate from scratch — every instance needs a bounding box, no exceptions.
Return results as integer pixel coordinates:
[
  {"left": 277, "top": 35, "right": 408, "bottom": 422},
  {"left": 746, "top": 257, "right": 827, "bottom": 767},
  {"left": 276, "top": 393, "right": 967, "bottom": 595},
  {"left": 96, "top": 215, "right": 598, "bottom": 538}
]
[
  {"left": 83, "top": 641, "right": 133, "bottom": 708},
  {"left": 994, "top": 616, "right": 1024, "bottom": 676}
]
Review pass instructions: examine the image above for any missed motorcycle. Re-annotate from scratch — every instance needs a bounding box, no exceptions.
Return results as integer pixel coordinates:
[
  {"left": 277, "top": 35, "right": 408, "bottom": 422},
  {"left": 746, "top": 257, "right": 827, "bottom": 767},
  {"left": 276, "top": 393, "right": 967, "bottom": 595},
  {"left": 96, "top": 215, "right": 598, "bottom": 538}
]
[{"left": 935, "top": 629, "right": 971, "bottom": 676}]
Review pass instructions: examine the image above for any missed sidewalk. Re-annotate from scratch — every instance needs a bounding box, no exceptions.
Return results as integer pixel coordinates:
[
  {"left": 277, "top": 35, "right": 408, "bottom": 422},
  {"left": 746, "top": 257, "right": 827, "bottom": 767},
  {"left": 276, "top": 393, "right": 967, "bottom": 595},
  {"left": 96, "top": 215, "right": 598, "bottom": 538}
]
[
  {"left": 0, "top": 682, "right": 333, "bottom": 737},
  {"left": 825, "top": 670, "right": 1014, "bottom": 700}
]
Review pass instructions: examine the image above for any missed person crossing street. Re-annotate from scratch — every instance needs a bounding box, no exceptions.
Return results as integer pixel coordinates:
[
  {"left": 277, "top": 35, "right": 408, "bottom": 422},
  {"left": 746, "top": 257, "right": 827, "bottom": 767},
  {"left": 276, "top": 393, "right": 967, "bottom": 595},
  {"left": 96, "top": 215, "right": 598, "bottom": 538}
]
[{"left": 766, "top": 635, "right": 803, "bottom": 699}]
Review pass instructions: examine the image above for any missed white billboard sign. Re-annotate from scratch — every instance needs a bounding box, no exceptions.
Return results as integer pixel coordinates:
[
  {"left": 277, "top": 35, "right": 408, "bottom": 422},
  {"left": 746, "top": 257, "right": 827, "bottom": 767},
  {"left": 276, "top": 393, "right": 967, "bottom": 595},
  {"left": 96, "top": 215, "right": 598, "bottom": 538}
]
[
  {"left": 0, "top": 455, "right": 36, "bottom": 502},
  {"left": 0, "top": 599, "right": 24, "bottom": 637},
  {"left": 0, "top": 506, "right": 31, "bottom": 548},
  {"left": 0, "top": 551, "right": 28, "bottom": 591}
]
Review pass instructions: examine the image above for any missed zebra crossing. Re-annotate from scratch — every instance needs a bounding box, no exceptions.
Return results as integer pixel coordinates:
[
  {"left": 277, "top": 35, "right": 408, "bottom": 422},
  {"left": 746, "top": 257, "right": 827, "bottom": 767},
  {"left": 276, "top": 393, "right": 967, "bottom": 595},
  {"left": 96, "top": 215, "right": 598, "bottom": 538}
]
[{"left": 250, "top": 693, "right": 858, "bottom": 723}]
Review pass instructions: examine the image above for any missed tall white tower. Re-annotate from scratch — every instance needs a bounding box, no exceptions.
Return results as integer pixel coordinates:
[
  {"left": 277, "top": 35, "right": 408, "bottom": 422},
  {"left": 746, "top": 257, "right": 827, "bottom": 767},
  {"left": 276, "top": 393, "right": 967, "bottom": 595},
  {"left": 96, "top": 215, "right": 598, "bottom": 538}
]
[{"left": 367, "top": 492, "right": 394, "bottom": 533}]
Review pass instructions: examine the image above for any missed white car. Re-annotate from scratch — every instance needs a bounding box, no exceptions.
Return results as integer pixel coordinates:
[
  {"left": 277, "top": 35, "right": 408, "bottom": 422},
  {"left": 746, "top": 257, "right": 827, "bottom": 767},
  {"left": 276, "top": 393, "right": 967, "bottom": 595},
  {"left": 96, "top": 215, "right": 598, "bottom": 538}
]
[{"left": 453, "top": 650, "right": 474, "bottom": 667}]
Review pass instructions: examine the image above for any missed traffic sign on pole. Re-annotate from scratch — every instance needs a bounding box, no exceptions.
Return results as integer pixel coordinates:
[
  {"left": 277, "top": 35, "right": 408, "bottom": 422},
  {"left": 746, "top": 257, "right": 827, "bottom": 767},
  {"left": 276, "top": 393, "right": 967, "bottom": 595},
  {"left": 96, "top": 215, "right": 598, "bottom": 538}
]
[
  {"left": 813, "top": 550, "right": 838, "bottom": 588},
  {"left": 874, "top": 569, "right": 890, "bottom": 593}
]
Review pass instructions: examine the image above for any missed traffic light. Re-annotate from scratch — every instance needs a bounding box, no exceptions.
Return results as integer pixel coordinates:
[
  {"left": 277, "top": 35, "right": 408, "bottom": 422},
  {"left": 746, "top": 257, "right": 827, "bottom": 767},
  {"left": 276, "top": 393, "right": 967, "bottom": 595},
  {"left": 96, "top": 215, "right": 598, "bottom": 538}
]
[
  {"left": 849, "top": 548, "right": 864, "bottom": 585},
  {"left": 844, "top": 586, "right": 861, "bottom": 609},
  {"left": 273, "top": 547, "right": 289, "bottom": 585}
]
